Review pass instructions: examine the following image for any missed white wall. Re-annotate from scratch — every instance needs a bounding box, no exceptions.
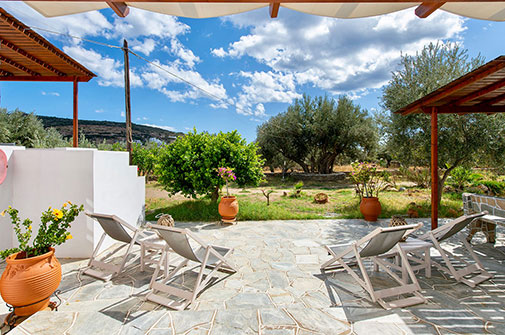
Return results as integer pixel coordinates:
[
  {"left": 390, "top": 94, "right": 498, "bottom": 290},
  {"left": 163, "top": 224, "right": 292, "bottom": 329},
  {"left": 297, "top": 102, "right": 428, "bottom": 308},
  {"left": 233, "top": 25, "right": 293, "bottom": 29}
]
[
  {"left": 0, "top": 146, "right": 25, "bottom": 251},
  {"left": 0, "top": 146, "right": 145, "bottom": 258}
]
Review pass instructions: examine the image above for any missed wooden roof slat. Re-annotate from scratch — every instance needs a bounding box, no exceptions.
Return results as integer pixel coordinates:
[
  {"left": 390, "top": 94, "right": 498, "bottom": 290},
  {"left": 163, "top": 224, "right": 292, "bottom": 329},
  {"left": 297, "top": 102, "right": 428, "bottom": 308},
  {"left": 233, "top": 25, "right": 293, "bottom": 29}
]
[
  {"left": 433, "top": 105, "right": 505, "bottom": 114},
  {"left": 0, "top": 39, "right": 67, "bottom": 76},
  {"left": 454, "top": 77, "right": 505, "bottom": 105},
  {"left": 0, "top": 54, "right": 40, "bottom": 76},
  {"left": 479, "top": 92, "right": 505, "bottom": 106}
]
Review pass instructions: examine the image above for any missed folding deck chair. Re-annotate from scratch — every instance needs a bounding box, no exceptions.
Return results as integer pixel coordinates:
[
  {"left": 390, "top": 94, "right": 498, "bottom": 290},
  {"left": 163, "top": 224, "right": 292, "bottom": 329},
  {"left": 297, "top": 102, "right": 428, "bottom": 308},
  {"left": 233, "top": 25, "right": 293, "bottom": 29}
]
[
  {"left": 321, "top": 223, "right": 426, "bottom": 310},
  {"left": 146, "top": 224, "right": 237, "bottom": 310},
  {"left": 81, "top": 212, "right": 169, "bottom": 281},
  {"left": 417, "top": 212, "right": 493, "bottom": 287}
]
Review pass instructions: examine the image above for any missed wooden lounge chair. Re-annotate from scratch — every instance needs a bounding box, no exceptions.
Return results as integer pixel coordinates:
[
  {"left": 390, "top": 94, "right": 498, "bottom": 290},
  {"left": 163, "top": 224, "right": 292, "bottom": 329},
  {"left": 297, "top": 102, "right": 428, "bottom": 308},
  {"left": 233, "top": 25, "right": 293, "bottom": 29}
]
[
  {"left": 81, "top": 212, "right": 167, "bottom": 281},
  {"left": 417, "top": 212, "right": 493, "bottom": 287},
  {"left": 146, "top": 224, "right": 237, "bottom": 310},
  {"left": 321, "top": 223, "right": 426, "bottom": 310}
]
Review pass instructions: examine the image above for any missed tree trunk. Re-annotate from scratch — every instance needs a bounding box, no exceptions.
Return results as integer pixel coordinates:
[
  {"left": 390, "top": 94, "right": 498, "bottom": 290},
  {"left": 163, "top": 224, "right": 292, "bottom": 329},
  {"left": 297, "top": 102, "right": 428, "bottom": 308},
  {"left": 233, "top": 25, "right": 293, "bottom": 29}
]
[{"left": 211, "top": 186, "right": 220, "bottom": 202}]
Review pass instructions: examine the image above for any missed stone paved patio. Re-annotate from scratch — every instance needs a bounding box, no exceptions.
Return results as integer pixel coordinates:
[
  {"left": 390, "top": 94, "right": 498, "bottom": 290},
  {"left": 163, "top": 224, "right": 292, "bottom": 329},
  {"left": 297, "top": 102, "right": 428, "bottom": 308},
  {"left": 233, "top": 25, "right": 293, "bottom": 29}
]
[{"left": 2, "top": 218, "right": 505, "bottom": 334}]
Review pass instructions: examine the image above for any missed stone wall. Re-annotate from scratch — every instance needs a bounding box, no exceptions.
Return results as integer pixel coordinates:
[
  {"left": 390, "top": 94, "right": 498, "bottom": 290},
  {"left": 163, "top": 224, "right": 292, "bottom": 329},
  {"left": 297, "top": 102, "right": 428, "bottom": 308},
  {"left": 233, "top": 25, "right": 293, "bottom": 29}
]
[{"left": 463, "top": 193, "right": 505, "bottom": 217}]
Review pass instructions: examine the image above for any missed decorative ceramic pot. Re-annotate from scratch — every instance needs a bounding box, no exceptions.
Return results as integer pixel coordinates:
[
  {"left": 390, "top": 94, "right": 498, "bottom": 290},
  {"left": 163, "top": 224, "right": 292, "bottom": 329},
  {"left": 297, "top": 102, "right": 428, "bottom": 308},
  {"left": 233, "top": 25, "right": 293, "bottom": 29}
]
[
  {"left": 0, "top": 248, "right": 61, "bottom": 316},
  {"left": 360, "top": 197, "right": 382, "bottom": 222},
  {"left": 218, "top": 196, "right": 239, "bottom": 222}
]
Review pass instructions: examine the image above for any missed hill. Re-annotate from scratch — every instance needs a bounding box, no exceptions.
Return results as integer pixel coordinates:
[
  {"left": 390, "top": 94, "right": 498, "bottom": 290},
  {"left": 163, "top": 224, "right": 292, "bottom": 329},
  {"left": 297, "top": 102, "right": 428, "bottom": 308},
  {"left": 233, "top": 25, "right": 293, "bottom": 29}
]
[{"left": 38, "top": 115, "right": 184, "bottom": 144}]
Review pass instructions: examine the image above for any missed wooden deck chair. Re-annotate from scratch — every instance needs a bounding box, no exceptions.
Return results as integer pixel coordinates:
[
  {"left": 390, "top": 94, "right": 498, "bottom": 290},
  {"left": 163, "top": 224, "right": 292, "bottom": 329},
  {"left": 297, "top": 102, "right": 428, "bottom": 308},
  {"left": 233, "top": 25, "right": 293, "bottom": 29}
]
[
  {"left": 81, "top": 212, "right": 166, "bottom": 281},
  {"left": 321, "top": 223, "right": 426, "bottom": 310},
  {"left": 417, "top": 212, "right": 493, "bottom": 287},
  {"left": 146, "top": 224, "right": 237, "bottom": 310}
]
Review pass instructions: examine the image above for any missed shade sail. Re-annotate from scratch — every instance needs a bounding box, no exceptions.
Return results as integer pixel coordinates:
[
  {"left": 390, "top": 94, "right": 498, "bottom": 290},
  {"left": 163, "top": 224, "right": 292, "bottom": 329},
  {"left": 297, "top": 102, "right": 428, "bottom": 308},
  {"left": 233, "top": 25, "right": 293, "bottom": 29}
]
[{"left": 23, "top": 1, "right": 505, "bottom": 20}]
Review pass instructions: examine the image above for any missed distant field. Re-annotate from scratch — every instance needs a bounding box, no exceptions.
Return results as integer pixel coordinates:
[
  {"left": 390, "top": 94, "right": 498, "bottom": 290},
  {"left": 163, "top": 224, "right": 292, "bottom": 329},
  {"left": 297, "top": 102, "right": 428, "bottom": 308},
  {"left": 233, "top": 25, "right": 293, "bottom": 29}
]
[{"left": 145, "top": 178, "right": 463, "bottom": 222}]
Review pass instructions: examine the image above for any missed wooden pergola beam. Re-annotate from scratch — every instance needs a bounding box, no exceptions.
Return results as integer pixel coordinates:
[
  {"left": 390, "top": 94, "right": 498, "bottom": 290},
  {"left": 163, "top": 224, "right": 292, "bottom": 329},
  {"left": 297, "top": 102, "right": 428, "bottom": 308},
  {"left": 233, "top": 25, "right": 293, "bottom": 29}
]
[
  {"left": 422, "top": 105, "right": 505, "bottom": 114},
  {"left": 107, "top": 1, "right": 130, "bottom": 17},
  {"left": 431, "top": 107, "right": 438, "bottom": 230},
  {"left": 454, "top": 77, "right": 505, "bottom": 105},
  {"left": 401, "top": 61, "right": 505, "bottom": 115},
  {"left": 415, "top": 1, "right": 446, "bottom": 18},
  {"left": 0, "top": 75, "right": 92, "bottom": 82},
  {"left": 0, "top": 11, "right": 94, "bottom": 76},
  {"left": 0, "top": 54, "right": 40, "bottom": 76},
  {"left": 0, "top": 39, "right": 67, "bottom": 76},
  {"left": 270, "top": 2, "right": 280, "bottom": 17}
]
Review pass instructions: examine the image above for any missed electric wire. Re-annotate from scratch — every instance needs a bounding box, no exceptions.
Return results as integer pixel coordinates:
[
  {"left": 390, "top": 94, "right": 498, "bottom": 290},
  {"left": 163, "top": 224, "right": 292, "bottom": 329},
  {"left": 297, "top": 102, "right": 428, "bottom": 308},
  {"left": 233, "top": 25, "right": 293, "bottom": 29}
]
[{"left": 26, "top": 24, "right": 299, "bottom": 137}]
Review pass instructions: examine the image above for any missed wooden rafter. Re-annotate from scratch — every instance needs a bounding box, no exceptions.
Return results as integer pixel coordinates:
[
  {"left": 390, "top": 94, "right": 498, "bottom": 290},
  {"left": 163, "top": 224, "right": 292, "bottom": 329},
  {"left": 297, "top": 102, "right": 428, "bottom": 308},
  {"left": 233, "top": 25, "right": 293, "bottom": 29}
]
[
  {"left": 270, "top": 2, "right": 280, "bottom": 18},
  {"left": 0, "top": 39, "right": 67, "bottom": 76},
  {"left": 415, "top": 1, "right": 446, "bottom": 18},
  {"left": 0, "top": 75, "right": 92, "bottom": 82},
  {"left": 479, "top": 92, "right": 505, "bottom": 106},
  {"left": 454, "top": 78, "right": 505, "bottom": 105},
  {"left": 425, "top": 105, "right": 505, "bottom": 114},
  {"left": 0, "top": 54, "right": 40, "bottom": 76},
  {"left": 0, "top": 10, "right": 94, "bottom": 76},
  {"left": 0, "top": 69, "right": 13, "bottom": 76},
  {"left": 107, "top": 1, "right": 130, "bottom": 17}
]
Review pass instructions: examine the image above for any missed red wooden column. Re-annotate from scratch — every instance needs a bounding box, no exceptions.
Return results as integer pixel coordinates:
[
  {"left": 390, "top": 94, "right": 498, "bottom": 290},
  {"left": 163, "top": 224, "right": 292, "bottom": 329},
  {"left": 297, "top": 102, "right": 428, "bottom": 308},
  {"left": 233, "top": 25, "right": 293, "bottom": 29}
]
[
  {"left": 431, "top": 107, "right": 438, "bottom": 230},
  {"left": 72, "top": 77, "right": 78, "bottom": 147}
]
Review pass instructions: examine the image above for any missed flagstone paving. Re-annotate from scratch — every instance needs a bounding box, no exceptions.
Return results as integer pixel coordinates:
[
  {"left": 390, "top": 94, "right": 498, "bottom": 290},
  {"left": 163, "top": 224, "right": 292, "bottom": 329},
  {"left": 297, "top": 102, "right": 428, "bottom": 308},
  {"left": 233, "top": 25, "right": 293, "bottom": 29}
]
[{"left": 1, "top": 218, "right": 505, "bottom": 334}]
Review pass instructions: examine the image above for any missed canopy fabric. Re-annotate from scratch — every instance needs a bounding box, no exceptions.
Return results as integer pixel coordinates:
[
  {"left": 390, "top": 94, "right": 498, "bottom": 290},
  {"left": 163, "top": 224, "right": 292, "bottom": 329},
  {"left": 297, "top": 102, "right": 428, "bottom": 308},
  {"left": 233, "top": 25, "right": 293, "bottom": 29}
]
[{"left": 23, "top": 1, "right": 505, "bottom": 20}]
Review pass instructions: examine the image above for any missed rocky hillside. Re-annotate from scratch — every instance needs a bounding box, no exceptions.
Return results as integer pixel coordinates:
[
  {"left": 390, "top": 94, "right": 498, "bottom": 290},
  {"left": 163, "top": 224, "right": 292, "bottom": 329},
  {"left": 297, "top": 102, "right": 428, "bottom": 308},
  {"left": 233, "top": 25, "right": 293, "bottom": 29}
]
[{"left": 38, "top": 115, "right": 183, "bottom": 144}]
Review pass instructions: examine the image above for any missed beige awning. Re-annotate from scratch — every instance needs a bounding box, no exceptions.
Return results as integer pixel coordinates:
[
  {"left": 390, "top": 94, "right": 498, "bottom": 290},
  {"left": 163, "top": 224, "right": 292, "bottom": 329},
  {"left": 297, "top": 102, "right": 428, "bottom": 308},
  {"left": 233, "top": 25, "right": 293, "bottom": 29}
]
[{"left": 24, "top": 1, "right": 505, "bottom": 21}]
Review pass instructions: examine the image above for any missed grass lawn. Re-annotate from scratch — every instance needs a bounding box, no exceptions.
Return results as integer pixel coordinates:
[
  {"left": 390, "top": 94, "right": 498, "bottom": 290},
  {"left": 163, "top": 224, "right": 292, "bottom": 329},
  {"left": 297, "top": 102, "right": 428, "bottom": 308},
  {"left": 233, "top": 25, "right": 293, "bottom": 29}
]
[{"left": 146, "top": 179, "right": 463, "bottom": 222}]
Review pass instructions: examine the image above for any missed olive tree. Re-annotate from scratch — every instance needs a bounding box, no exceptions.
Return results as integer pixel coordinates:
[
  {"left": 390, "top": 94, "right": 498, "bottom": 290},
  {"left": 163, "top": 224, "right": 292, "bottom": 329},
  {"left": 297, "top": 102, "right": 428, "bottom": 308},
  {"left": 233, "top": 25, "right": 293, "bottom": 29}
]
[
  {"left": 157, "top": 130, "right": 264, "bottom": 201},
  {"left": 380, "top": 42, "right": 505, "bottom": 205},
  {"left": 257, "top": 95, "right": 377, "bottom": 174}
]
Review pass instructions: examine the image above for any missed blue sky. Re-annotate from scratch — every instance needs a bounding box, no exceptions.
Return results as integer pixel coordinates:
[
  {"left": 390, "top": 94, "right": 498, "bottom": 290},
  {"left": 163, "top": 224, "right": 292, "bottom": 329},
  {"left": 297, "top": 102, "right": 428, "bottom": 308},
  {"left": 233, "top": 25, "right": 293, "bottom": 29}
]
[{"left": 0, "top": 2, "right": 503, "bottom": 142}]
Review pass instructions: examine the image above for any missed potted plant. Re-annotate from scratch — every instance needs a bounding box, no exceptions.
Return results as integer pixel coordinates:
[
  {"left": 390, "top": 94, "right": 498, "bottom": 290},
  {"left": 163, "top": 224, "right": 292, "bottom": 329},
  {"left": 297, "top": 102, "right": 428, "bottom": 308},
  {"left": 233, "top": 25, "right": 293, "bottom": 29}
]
[
  {"left": 217, "top": 167, "right": 239, "bottom": 223},
  {"left": 351, "top": 162, "right": 390, "bottom": 221},
  {"left": 0, "top": 202, "right": 83, "bottom": 317}
]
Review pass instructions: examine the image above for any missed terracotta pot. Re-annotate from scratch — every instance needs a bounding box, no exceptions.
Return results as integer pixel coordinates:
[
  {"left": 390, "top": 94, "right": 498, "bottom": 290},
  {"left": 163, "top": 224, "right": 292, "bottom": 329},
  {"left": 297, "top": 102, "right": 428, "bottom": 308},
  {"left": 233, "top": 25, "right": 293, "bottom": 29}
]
[
  {"left": 0, "top": 248, "right": 61, "bottom": 316},
  {"left": 360, "top": 197, "right": 382, "bottom": 222},
  {"left": 218, "top": 196, "right": 239, "bottom": 222}
]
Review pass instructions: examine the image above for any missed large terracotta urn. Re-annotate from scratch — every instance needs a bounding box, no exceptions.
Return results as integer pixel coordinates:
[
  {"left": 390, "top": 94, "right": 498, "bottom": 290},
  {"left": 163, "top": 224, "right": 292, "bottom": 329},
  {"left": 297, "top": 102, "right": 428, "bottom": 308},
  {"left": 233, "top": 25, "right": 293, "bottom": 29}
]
[
  {"left": 0, "top": 248, "right": 61, "bottom": 316},
  {"left": 360, "top": 197, "right": 382, "bottom": 222},
  {"left": 218, "top": 196, "right": 239, "bottom": 223}
]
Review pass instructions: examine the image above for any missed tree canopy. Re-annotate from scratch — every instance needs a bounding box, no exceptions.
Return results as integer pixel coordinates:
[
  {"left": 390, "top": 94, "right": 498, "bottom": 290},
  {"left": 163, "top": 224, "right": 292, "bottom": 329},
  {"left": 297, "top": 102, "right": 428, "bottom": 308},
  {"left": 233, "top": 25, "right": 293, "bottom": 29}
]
[
  {"left": 0, "top": 109, "right": 67, "bottom": 148},
  {"left": 257, "top": 95, "right": 377, "bottom": 174},
  {"left": 380, "top": 42, "right": 505, "bottom": 203},
  {"left": 157, "top": 130, "right": 264, "bottom": 200}
]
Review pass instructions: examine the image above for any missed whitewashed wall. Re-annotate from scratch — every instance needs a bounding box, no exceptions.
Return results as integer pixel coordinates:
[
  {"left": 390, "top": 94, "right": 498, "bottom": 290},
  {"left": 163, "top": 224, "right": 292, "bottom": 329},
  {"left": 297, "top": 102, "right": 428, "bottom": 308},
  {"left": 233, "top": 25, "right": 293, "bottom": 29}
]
[{"left": 0, "top": 146, "right": 145, "bottom": 258}]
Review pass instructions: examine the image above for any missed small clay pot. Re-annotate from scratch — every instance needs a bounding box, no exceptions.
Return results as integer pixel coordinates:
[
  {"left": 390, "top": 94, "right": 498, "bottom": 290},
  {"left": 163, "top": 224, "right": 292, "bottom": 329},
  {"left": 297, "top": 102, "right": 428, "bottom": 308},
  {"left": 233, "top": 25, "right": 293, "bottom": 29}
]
[
  {"left": 0, "top": 248, "right": 61, "bottom": 316},
  {"left": 360, "top": 197, "right": 382, "bottom": 222},
  {"left": 218, "top": 196, "right": 239, "bottom": 222}
]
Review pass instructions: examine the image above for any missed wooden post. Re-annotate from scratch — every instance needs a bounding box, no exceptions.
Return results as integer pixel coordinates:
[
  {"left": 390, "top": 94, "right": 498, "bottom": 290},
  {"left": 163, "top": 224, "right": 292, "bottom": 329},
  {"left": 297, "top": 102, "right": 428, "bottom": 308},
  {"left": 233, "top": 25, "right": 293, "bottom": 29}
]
[
  {"left": 431, "top": 107, "right": 438, "bottom": 230},
  {"left": 72, "top": 77, "right": 78, "bottom": 147},
  {"left": 123, "top": 39, "right": 132, "bottom": 165}
]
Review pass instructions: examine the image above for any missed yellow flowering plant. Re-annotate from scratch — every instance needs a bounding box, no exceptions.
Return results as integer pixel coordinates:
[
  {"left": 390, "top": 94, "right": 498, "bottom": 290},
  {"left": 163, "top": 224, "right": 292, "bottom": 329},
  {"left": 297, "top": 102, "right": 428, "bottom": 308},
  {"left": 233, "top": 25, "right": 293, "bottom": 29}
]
[{"left": 0, "top": 202, "right": 83, "bottom": 259}]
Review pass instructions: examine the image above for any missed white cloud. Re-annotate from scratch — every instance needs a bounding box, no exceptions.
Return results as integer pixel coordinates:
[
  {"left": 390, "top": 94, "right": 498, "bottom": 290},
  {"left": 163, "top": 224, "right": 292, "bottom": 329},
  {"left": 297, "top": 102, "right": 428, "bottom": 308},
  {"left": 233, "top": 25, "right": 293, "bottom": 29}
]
[
  {"left": 41, "top": 91, "right": 60, "bottom": 97},
  {"left": 63, "top": 46, "right": 143, "bottom": 87},
  {"left": 141, "top": 60, "right": 227, "bottom": 103},
  {"left": 143, "top": 124, "right": 177, "bottom": 132},
  {"left": 131, "top": 38, "right": 156, "bottom": 56},
  {"left": 234, "top": 71, "right": 301, "bottom": 115},
  {"left": 95, "top": 109, "right": 105, "bottom": 113},
  {"left": 215, "top": 8, "right": 466, "bottom": 98},
  {"left": 120, "top": 111, "right": 125, "bottom": 117},
  {"left": 163, "top": 39, "right": 200, "bottom": 68}
]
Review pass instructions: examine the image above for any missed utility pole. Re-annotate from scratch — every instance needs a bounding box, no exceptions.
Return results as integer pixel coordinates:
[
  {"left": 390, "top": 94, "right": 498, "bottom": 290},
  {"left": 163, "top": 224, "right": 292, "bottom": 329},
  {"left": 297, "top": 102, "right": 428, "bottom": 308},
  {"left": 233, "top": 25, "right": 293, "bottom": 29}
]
[{"left": 123, "top": 39, "right": 132, "bottom": 165}]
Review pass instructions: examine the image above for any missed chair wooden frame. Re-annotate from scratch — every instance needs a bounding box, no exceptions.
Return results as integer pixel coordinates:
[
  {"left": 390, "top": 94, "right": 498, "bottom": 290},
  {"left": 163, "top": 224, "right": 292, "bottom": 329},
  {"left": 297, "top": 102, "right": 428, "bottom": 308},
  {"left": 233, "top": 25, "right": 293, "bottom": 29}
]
[
  {"left": 417, "top": 212, "right": 493, "bottom": 287},
  {"left": 81, "top": 212, "right": 166, "bottom": 281},
  {"left": 146, "top": 224, "right": 237, "bottom": 310},
  {"left": 321, "top": 223, "right": 426, "bottom": 310}
]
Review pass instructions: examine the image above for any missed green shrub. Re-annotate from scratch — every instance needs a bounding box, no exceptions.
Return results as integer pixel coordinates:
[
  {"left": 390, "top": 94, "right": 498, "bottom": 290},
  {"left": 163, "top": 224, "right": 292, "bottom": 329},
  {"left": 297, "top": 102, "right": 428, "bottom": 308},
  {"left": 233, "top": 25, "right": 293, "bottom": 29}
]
[
  {"left": 399, "top": 166, "right": 430, "bottom": 188},
  {"left": 132, "top": 141, "right": 161, "bottom": 179},
  {"left": 448, "top": 166, "right": 473, "bottom": 191},
  {"left": 157, "top": 130, "right": 264, "bottom": 201},
  {"left": 480, "top": 180, "right": 505, "bottom": 196}
]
